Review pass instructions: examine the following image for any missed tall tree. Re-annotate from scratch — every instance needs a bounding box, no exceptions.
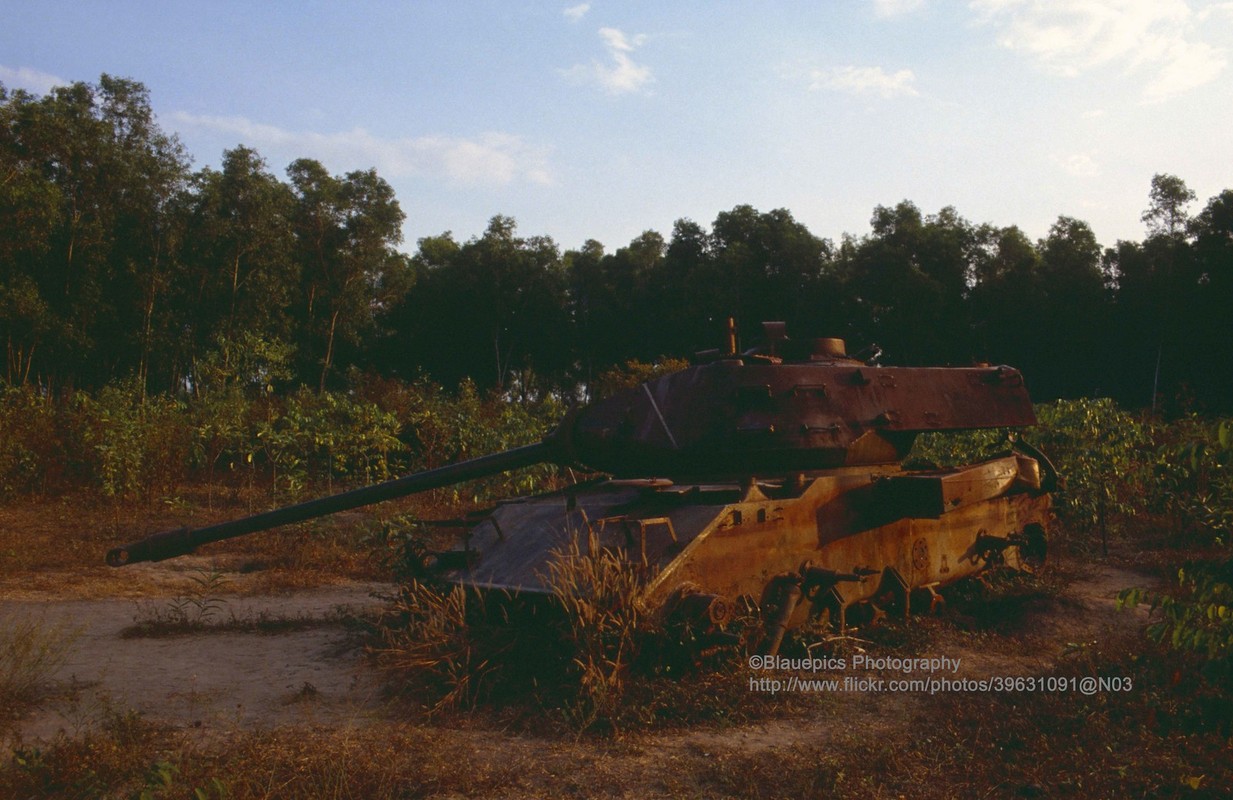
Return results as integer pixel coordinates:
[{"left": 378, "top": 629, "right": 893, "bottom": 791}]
[
  {"left": 0, "top": 85, "right": 61, "bottom": 384},
  {"left": 565, "top": 238, "right": 609, "bottom": 389},
  {"left": 838, "top": 202, "right": 973, "bottom": 364},
  {"left": 654, "top": 218, "right": 716, "bottom": 354},
  {"left": 178, "top": 146, "right": 296, "bottom": 388},
  {"left": 1036, "top": 216, "right": 1110, "bottom": 397},
  {"left": 968, "top": 224, "right": 1047, "bottom": 369},
  {"left": 1142, "top": 173, "right": 1196, "bottom": 238},
  {"left": 391, "top": 216, "right": 570, "bottom": 394},
  {"left": 1106, "top": 176, "right": 1201, "bottom": 409},
  {"left": 1186, "top": 189, "right": 1233, "bottom": 409},
  {"left": 0, "top": 75, "right": 189, "bottom": 389},
  {"left": 288, "top": 159, "right": 409, "bottom": 390}
]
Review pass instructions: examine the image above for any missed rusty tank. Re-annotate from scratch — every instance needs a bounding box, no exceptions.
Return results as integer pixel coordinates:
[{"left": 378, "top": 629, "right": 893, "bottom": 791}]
[{"left": 108, "top": 322, "right": 1054, "bottom": 653}]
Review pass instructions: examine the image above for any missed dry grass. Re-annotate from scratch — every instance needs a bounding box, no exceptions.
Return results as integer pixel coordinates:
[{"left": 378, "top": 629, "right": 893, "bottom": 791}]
[
  {"left": 540, "top": 527, "right": 654, "bottom": 731},
  {"left": 373, "top": 581, "right": 507, "bottom": 714},
  {"left": 374, "top": 527, "right": 805, "bottom": 737},
  {"left": 0, "top": 614, "right": 78, "bottom": 713},
  {"left": 9, "top": 631, "right": 1226, "bottom": 800},
  {"left": 811, "top": 634, "right": 1231, "bottom": 799}
]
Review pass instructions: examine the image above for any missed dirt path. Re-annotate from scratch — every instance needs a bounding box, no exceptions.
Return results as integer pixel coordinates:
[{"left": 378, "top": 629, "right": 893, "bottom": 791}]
[{"left": 3, "top": 581, "right": 394, "bottom": 741}]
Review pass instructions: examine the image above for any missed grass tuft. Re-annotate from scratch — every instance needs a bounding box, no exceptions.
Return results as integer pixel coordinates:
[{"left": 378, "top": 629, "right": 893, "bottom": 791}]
[{"left": 0, "top": 614, "right": 78, "bottom": 712}]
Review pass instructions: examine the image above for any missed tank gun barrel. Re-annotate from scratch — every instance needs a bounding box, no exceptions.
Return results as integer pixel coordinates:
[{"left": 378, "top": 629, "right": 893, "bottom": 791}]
[{"left": 106, "top": 441, "right": 552, "bottom": 566}]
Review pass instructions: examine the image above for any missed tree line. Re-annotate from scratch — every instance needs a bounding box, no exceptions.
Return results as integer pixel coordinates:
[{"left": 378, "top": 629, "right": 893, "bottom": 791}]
[{"left": 3, "top": 75, "right": 1232, "bottom": 411}]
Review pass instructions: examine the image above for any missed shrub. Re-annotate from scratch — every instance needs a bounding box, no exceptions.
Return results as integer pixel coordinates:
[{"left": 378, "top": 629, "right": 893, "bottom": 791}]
[
  {"left": 1151, "top": 417, "right": 1233, "bottom": 543},
  {"left": 541, "top": 528, "right": 653, "bottom": 732},
  {"left": 374, "top": 581, "right": 502, "bottom": 714},
  {"left": 257, "top": 388, "right": 404, "bottom": 498},
  {"left": 65, "top": 379, "right": 193, "bottom": 501},
  {"left": 1032, "top": 398, "right": 1156, "bottom": 536},
  {"left": 1120, "top": 557, "right": 1233, "bottom": 689},
  {"left": 374, "top": 375, "right": 563, "bottom": 504},
  {"left": 375, "top": 528, "right": 656, "bottom": 731},
  {"left": 0, "top": 383, "right": 61, "bottom": 497}
]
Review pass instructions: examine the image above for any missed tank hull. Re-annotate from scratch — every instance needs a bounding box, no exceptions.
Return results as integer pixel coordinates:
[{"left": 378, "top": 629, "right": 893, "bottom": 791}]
[{"left": 441, "top": 452, "right": 1051, "bottom": 646}]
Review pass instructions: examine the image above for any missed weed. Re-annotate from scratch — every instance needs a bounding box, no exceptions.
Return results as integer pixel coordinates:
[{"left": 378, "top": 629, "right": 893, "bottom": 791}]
[
  {"left": 374, "top": 526, "right": 657, "bottom": 730},
  {"left": 174, "top": 567, "right": 232, "bottom": 624},
  {"left": 122, "top": 609, "right": 340, "bottom": 639},
  {"left": 374, "top": 580, "right": 506, "bottom": 714},
  {"left": 541, "top": 527, "right": 653, "bottom": 732},
  {"left": 0, "top": 614, "right": 78, "bottom": 711},
  {"left": 368, "top": 514, "right": 440, "bottom": 583},
  {"left": 131, "top": 567, "right": 232, "bottom": 630}
]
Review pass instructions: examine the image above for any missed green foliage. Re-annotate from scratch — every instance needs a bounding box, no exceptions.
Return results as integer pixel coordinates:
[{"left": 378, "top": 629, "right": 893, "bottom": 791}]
[
  {"left": 163, "top": 567, "right": 232, "bottom": 627},
  {"left": 377, "top": 375, "right": 562, "bottom": 503},
  {"left": 908, "top": 426, "right": 1007, "bottom": 469},
  {"left": 394, "top": 216, "right": 572, "bottom": 396},
  {"left": 5, "top": 76, "right": 1233, "bottom": 411},
  {"left": 0, "top": 383, "right": 60, "bottom": 496},
  {"left": 191, "top": 331, "right": 294, "bottom": 394},
  {"left": 1120, "top": 557, "right": 1233, "bottom": 687},
  {"left": 132, "top": 760, "right": 179, "bottom": 800},
  {"left": 370, "top": 515, "right": 435, "bottom": 584},
  {"left": 0, "top": 372, "right": 570, "bottom": 505},
  {"left": 67, "top": 379, "right": 193, "bottom": 501},
  {"left": 257, "top": 388, "right": 404, "bottom": 498},
  {"left": 287, "top": 158, "right": 410, "bottom": 391},
  {"left": 914, "top": 398, "right": 1156, "bottom": 541},
  {"left": 190, "top": 383, "right": 257, "bottom": 494},
  {"left": 1151, "top": 417, "right": 1233, "bottom": 542},
  {"left": 1032, "top": 398, "right": 1155, "bottom": 535}
]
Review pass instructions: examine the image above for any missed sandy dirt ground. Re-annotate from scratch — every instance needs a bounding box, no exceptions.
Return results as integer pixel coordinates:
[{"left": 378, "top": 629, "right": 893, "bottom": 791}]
[
  {"left": 2, "top": 555, "right": 1150, "bottom": 759},
  {"left": 2, "top": 571, "right": 394, "bottom": 742}
]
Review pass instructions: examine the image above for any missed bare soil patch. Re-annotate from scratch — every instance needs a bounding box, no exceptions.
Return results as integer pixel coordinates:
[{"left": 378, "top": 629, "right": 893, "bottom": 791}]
[{"left": 2, "top": 581, "right": 392, "bottom": 742}]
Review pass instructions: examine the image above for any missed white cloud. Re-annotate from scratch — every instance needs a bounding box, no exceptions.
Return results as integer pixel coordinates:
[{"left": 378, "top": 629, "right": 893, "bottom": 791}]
[
  {"left": 171, "top": 112, "right": 553, "bottom": 186},
  {"left": 969, "top": 0, "right": 1226, "bottom": 101},
  {"left": 1058, "top": 152, "right": 1100, "bottom": 177},
  {"left": 809, "top": 65, "right": 919, "bottom": 98},
  {"left": 0, "top": 65, "right": 67, "bottom": 95},
  {"left": 872, "top": 0, "right": 926, "bottom": 18},
  {"left": 563, "top": 3, "right": 590, "bottom": 22},
  {"left": 1143, "top": 39, "right": 1225, "bottom": 101},
  {"left": 562, "top": 27, "right": 654, "bottom": 94}
]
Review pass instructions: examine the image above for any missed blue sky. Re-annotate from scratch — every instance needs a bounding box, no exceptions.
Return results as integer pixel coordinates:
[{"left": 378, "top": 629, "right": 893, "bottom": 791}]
[{"left": 4, "top": 1, "right": 1232, "bottom": 254}]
